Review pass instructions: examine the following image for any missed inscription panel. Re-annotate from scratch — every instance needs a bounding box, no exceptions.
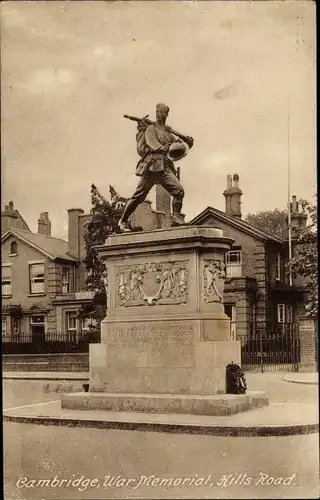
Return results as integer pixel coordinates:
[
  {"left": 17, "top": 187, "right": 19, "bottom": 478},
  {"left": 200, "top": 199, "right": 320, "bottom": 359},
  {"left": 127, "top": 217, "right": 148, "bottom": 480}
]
[{"left": 106, "top": 322, "right": 196, "bottom": 368}]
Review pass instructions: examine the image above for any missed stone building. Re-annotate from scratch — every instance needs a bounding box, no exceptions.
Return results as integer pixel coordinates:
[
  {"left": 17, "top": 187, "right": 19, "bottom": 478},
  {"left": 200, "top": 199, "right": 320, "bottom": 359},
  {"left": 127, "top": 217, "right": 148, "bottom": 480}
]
[
  {"left": 2, "top": 211, "right": 81, "bottom": 341},
  {"left": 190, "top": 174, "right": 308, "bottom": 341}
]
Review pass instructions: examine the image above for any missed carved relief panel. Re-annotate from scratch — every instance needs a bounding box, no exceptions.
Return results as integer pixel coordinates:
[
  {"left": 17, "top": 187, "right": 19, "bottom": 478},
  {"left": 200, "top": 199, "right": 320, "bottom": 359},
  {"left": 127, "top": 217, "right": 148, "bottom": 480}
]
[
  {"left": 203, "top": 259, "right": 226, "bottom": 303},
  {"left": 116, "top": 261, "right": 189, "bottom": 307}
]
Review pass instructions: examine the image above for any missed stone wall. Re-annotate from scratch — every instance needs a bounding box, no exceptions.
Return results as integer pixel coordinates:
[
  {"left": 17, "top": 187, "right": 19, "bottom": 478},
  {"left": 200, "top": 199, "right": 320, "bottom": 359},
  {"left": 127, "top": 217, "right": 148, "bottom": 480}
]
[
  {"left": 46, "top": 308, "right": 57, "bottom": 335},
  {"left": 46, "top": 261, "right": 59, "bottom": 298}
]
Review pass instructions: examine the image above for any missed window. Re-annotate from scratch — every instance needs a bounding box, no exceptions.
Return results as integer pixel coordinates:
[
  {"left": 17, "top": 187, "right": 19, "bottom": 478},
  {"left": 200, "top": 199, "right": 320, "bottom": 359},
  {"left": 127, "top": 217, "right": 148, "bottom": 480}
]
[
  {"left": 9, "top": 241, "right": 18, "bottom": 255},
  {"left": 286, "top": 304, "right": 293, "bottom": 323},
  {"left": 275, "top": 252, "right": 281, "bottom": 281},
  {"left": 30, "top": 315, "right": 45, "bottom": 326},
  {"left": 62, "top": 268, "right": 69, "bottom": 294},
  {"left": 11, "top": 317, "right": 20, "bottom": 335},
  {"left": 29, "top": 264, "right": 45, "bottom": 294},
  {"left": 277, "top": 304, "right": 293, "bottom": 323},
  {"left": 2, "top": 318, "right": 7, "bottom": 339},
  {"left": 277, "top": 304, "right": 285, "bottom": 323},
  {"left": 2, "top": 266, "right": 12, "bottom": 295},
  {"left": 224, "top": 304, "right": 236, "bottom": 341},
  {"left": 226, "top": 250, "right": 242, "bottom": 278},
  {"left": 66, "top": 311, "right": 78, "bottom": 332}
]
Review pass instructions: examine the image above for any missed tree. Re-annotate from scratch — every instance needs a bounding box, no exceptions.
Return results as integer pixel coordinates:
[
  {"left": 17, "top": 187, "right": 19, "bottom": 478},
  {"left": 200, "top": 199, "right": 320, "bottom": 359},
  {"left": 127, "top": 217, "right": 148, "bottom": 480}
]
[
  {"left": 245, "top": 209, "right": 288, "bottom": 239},
  {"left": 79, "top": 184, "right": 124, "bottom": 330},
  {"left": 288, "top": 199, "right": 317, "bottom": 317}
]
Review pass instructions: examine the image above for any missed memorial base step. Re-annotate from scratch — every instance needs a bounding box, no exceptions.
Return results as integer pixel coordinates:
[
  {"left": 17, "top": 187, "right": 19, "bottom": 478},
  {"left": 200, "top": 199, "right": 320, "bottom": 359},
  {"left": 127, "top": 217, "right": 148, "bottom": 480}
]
[{"left": 61, "top": 391, "right": 269, "bottom": 416}]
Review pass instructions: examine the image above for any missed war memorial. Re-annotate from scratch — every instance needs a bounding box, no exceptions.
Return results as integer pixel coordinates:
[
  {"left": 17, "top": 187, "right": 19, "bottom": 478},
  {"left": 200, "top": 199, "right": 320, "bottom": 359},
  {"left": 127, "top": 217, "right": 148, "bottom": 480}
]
[{"left": 62, "top": 104, "right": 268, "bottom": 416}]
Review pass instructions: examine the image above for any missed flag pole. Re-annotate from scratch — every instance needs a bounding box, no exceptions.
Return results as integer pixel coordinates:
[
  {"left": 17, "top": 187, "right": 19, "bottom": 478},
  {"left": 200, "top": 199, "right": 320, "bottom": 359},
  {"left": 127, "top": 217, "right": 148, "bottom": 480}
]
[{"left": 287, "top": 98, "right": 292, "bottom": 286}]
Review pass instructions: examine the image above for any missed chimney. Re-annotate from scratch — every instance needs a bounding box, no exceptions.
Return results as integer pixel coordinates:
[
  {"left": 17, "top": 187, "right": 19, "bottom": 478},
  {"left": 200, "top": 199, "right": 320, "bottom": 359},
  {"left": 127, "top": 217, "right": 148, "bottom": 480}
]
[
  {"left": 223, "top": 173, "right": 243, "bottom": 218},
  {"left": 3, "top": 202, "right": 15, "bottom": 214},
  {"left": 156, "top": 184, "right": 171, "bottom": 219},
  {"left": 290, "top": 195, "right": 307, "bottom": 231},
  {"left": 291, "top": 195, "right": 298, "bottom": 213},
  {"left": 68, "top": 208, "right": 84, "bottom": 258},
  {"left": 38, "top": 212, "right": 51, "bottom": 236},
  {"left": 1, "top": 201, "right": 18, "bottom": 234}
]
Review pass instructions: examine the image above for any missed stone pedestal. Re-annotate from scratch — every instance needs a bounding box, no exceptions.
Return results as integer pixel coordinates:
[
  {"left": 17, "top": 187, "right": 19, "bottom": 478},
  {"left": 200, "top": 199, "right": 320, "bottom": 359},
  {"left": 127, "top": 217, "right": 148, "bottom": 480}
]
[
  {"left": 91, "top": 226, "right": 238, "bottom": 394},
  {"left": 62, "top": 226, "right": 268, "bottom": 415}
]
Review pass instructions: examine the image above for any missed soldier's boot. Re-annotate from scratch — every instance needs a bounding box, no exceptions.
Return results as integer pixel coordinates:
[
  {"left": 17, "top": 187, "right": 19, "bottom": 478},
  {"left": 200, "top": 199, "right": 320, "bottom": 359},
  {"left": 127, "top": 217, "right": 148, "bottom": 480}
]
[
  {"left": 171, "top": 200, "right": 184, "bottom": 227},
  {"left": 118, "top": 198, "right": 138, "bottom": 232}
]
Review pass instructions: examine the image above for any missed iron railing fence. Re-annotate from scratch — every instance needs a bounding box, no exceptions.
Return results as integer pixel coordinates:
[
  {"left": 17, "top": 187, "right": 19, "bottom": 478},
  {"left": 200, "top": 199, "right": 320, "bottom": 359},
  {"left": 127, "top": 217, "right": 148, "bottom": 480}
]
[
  {"left": 3, "top": 323, "right": 301, "bottom": 371},
  {"left": 239, "top": 322, "right": 300, "bottom": 372},
  {"left": 2, "top": 330, "right": 101, "bottom": 354}
]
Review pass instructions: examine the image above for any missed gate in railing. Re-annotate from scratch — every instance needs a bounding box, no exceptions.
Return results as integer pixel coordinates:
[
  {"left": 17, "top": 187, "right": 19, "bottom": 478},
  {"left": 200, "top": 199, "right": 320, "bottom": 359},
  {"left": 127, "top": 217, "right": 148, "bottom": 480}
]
[{"left": 239, "top": 323, "right": 300, "bottom": 372}]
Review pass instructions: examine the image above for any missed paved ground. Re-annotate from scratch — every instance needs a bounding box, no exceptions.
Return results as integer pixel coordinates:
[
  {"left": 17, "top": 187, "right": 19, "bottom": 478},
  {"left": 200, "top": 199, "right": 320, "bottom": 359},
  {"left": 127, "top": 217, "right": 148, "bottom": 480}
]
[
  {"left": 4, "top": 422, "right": 319, "bottom": 499},
  {"left": 3, "top": 372, "right": 319, "bottom": 500},
  {"left": 245, "top": 372, "right": 318, "bottom": 403},
  {"left": 4, "top": 400, "right": 318, "bottom": 437},
  {"left": 283, "top": 372, "right": 318, "bottom": 385},
  {"left": 3, "top": 380, "right": 63, "bottom": 411}
]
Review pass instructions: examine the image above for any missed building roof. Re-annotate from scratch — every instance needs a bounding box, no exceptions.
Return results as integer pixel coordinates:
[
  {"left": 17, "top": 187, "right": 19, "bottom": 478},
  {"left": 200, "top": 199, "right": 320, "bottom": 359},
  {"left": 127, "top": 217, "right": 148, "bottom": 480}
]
[
  {"left": 2, "top": 228, "right": 77, "bottom": 262},
  {"left": 189, "top": 207, "right": 283, "bottom": 244}
]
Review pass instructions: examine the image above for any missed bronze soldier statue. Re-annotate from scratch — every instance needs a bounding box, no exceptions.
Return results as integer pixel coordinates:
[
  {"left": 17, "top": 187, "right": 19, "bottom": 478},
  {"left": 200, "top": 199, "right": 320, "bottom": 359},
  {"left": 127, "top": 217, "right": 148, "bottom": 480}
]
[{"left": 119, "top": 103, "right": 194, "bottom": 232}]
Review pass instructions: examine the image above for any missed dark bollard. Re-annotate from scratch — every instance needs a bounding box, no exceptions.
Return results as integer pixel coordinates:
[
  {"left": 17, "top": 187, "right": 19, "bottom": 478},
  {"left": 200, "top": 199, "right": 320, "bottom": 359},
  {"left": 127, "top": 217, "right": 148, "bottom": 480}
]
[{"left": 83, "top": 383, "right": 89, "bottom": 393}]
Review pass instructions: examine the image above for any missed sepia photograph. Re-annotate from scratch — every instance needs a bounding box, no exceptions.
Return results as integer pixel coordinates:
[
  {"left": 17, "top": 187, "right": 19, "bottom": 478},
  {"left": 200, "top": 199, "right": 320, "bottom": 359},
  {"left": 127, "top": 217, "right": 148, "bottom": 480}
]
[{"left": 1, "top": 1, "right": 318, "bottom": 499}]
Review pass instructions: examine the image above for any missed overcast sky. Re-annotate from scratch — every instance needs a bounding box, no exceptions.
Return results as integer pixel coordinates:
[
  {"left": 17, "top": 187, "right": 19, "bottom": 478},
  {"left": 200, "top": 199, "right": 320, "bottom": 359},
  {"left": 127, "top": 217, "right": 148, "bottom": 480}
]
[{"left": 1, "top": 0, "right": 316, "bottom": 239}]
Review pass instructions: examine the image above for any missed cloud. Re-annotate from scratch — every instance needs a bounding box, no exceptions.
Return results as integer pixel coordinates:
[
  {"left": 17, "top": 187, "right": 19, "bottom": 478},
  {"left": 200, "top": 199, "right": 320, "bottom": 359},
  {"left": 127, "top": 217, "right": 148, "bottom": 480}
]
[
  {"left": 80, "top": 40, "right": 159, "bottom": 88},
  {"left": 92, "top": 45, "right": 114, "bottom": 60},
  {"left": 202, "top": 150, "right": 240, "bottom": 171},
  {"left": 18, "top": 69, "right": 77, "bottom": 95},
  {"left": 83, "top": 45, "right": 116, "bottom": 85}
]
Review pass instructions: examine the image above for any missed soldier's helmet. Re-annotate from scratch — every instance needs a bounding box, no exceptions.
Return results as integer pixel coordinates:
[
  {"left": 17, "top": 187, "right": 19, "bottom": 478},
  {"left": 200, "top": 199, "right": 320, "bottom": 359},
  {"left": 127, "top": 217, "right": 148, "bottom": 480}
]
[{"left": 167, "top": 142, "right": 189, "bottom": 162}]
